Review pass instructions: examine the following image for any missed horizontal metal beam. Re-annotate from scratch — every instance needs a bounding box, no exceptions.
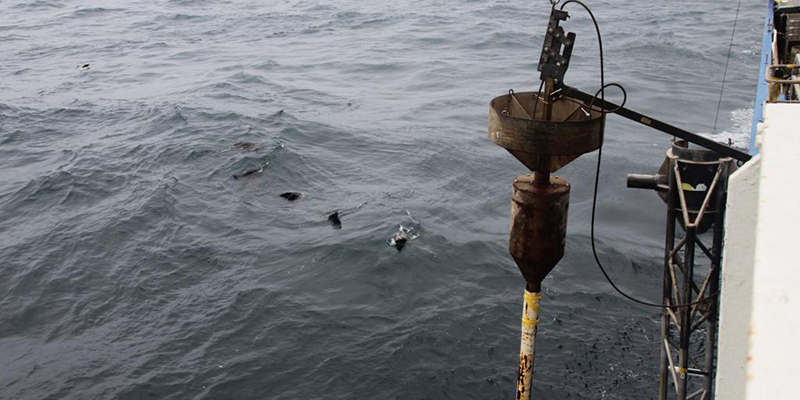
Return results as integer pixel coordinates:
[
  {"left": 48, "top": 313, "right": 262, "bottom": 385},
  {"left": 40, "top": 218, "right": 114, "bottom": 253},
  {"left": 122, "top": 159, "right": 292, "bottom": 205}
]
[{"left": 561, "top": 86, "right": 752, "bottom": 162}]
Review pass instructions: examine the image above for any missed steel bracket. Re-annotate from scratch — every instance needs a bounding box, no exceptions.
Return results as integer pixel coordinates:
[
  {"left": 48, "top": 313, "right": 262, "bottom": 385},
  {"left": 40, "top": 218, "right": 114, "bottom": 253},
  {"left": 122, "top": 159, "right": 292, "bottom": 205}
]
[{"left": 538, "top": 8, "right": 576, "bottom": 85}]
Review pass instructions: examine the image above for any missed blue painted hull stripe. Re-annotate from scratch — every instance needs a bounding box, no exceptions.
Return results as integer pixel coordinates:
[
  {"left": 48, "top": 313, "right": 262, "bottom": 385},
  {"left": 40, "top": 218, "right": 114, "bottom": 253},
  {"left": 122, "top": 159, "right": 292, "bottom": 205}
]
[{"left": 750, "top": 0, "right": 774, "bottom": 156}]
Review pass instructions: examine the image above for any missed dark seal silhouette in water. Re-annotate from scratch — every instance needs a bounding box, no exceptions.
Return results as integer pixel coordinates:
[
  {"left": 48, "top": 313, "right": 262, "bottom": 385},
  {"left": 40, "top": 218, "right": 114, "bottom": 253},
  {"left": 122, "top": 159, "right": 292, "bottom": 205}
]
[
  {"left": 280, "top": 192, "right": 302, "bottom": 201},
  {"left": 328, "top": 211, "right": 342, "bottom": 228},
  {"left": 390, "top": 231, "right": 408, "bottom": 251},
  {"left": 324, "top": 203, "right": 367, "bottom": 229},
  {"left": 388, "top": 225, "right": 416, "bottom": 252},
  {"left": 224, "top": 142, "right": 264, "bottom": 153},
  {"left": 232, "top": 163, "right": 267, "bottom": 180}
]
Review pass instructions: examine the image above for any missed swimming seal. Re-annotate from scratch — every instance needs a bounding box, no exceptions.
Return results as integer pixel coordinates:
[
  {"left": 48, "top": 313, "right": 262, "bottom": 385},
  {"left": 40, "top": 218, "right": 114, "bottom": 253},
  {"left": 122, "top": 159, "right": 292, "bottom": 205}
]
[
  {"left": 232, "top": 162, "right": 267, "bottom": 180},
  {"left": 77, "top": 64, "right": 90, "bottom": 71},
  {"left": 328, "top": 211, "right": 342, "bottom": 228},
  {"left": 225, "top": 142, "right": 263, "bottom": 152},
  {"left": 280, "top": 192, "right": 302, "bottom": 201},
  {"left": 388, "top": 225, "right": 414, "bottom": 251},
  {"left": 390, "top": 232, "right": 408, "bottom": 251}
]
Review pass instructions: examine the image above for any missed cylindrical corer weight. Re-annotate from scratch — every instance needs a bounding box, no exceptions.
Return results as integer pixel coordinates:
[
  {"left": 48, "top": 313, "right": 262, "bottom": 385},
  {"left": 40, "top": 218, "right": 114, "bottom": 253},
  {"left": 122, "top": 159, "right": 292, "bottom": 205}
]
[{"left": 509, "top": 173, "right": 570, "bottom": 292}]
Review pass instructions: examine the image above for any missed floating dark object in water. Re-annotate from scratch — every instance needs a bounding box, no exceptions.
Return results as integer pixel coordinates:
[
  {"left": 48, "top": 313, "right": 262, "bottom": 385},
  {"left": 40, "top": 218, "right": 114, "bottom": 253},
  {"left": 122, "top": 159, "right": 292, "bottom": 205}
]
[
  {"left": 77, "top": 63, "right": 90, "bottom": 71},
  {"left": 388, "top": 225, "right": 415, "bottom": 251},
  {"left": 232, "top": 163, "right": 267, "bottom": 180},
  {"left": 390, "top": 233, "right": 408, "bottom": 251},
  {"left": 225, "top": 142, "right": 264, "bottom": 153},
  {"left": 328, "top": 211, "right": 342, "bottom": 228},
  {"left": 280, "top": 191, "right": 302, "bottom": 201}
]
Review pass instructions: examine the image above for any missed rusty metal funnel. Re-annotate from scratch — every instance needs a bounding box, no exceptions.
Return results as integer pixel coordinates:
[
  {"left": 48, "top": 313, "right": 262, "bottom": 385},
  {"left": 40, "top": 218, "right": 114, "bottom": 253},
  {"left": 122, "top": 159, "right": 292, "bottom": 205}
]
[{"left": 488, "top": 91, "right": 604, "bottom": 172}]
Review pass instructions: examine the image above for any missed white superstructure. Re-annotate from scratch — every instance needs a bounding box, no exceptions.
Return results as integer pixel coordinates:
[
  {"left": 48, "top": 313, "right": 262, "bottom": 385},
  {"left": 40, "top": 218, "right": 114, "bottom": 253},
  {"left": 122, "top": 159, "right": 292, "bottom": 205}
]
[
  {"left": 715, "top": 2, "right": 800, "bottom": 397},
  {"left": 716, "top": 103, "right": 800, "bottom": 399}
]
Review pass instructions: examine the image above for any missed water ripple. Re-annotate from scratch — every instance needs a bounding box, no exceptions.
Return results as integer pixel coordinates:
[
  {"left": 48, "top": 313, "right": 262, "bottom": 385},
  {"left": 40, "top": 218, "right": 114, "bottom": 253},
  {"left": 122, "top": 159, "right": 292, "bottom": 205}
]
[{"left": 0, "top": 0, "right": 765, "bottom": 398}]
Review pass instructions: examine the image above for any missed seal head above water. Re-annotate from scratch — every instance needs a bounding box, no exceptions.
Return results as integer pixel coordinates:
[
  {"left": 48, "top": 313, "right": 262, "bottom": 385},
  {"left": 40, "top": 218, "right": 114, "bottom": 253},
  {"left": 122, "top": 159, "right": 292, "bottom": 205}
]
[
  {"left": 280, "top": 192, "right": 302, "bottom": 201},
  {"left": 328, "top": 211, "right": 342, "bottom": 228},
  {"left": 388, "top": 225, "right": 414, "bottom": 251}
]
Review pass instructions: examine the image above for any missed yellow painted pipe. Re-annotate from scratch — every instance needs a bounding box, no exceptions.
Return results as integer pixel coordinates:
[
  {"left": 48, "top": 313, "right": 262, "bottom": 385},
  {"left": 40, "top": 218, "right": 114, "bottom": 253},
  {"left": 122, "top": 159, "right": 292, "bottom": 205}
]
[{"left": 516, "top": 290, "right": 542, "bottom": 400}]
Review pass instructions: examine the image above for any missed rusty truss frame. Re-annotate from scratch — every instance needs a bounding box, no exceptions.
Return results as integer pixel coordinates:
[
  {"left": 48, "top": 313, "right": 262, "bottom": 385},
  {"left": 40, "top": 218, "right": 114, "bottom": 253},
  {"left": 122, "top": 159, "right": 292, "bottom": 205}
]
[{"left": 656, "top": 148, "right": 734, "bottom": 400}]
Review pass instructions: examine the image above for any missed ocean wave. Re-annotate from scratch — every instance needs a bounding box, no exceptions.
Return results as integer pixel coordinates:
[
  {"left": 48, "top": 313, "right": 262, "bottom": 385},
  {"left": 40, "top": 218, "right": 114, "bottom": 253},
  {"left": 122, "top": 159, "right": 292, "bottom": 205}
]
[
  {"left": 11, "top": 0, "right": 62, "bottom": 9},
  {"left": 71, "top": 7, "right": 123, "bottom": 16},
  {"left": 0, "top": 1, "right": 766, "bottom": 398},
  {"left": 701, "top": 107, "right": 753, "bottom": 150}
]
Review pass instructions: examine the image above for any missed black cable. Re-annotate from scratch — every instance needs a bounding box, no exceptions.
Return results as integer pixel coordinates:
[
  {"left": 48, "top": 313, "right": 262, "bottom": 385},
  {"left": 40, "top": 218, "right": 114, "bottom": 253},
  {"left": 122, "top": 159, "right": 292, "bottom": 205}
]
[
  {"left": 712, "top": 0, "right": 744, "bottom": 133},
  {"left": 560, "top": 0, "right": 716, "bottom": 309},
  {"left": 588, "top": 82, "right": 626, "bottom": 114},
  {"left": 532, "top": 80, "right": 545, "bottom": 119}
]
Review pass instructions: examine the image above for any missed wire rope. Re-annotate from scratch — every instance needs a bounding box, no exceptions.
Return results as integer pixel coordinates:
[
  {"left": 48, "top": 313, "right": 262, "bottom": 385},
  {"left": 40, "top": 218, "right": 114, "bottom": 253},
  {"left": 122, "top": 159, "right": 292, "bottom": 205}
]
[{"left": 560, "top": 0, "right": 718, "bottom": 309}]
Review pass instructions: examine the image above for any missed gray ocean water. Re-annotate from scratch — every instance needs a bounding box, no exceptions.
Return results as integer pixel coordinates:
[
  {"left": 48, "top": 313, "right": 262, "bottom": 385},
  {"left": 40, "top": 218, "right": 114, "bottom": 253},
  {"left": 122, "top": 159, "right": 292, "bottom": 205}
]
[{"left": 0, "top": 1, "right": 764, "bottom": 399}]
